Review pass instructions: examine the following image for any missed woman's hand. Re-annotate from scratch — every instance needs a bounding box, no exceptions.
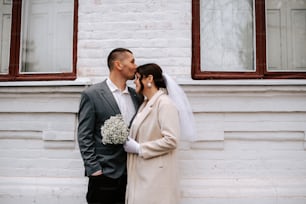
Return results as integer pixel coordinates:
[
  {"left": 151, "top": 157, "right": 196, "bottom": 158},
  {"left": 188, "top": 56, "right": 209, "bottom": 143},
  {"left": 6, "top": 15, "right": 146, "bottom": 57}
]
[{"left": 124, "top": 137, "right": 140, "bottom": 154}]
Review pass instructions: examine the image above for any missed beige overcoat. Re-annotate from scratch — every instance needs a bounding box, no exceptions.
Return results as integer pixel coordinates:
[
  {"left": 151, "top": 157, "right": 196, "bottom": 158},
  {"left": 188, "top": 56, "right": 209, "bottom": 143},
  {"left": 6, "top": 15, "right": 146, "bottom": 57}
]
[{"left": 126, "top": 90, "right": 180, "bottom": 204}]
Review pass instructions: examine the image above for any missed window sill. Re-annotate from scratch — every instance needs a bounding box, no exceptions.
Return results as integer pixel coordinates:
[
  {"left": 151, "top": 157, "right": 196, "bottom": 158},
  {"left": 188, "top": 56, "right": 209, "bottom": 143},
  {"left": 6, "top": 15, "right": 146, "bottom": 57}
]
[
  {"left": 1, "top": 78, "right": 306, "bottom": 87},
  {"left": 176, "top": 78, "right": 306, "bottom": 86},
  {"left": 0, "top": 77, "right": 92, "bottom": 87}
]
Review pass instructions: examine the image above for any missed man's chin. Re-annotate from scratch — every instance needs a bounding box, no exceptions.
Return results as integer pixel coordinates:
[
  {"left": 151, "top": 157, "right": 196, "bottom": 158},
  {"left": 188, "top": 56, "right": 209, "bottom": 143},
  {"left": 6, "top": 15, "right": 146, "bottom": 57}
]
[{"left": 128, "top": 76, "right": 136, "bottom": 80}]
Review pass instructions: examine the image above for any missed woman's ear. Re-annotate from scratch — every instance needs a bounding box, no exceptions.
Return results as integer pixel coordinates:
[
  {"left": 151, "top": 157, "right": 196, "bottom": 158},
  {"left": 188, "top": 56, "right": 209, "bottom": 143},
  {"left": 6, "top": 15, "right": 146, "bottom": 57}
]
[{"left": 147, "top": 74, "right": 154, "bottom": 82}]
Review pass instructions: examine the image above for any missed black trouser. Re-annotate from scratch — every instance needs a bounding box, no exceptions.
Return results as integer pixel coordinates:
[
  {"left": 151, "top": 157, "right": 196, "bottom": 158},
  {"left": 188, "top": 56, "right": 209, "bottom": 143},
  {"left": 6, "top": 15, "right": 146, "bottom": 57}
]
[{"left": 86, "top": 174, "right": 127, "bottom": 204}]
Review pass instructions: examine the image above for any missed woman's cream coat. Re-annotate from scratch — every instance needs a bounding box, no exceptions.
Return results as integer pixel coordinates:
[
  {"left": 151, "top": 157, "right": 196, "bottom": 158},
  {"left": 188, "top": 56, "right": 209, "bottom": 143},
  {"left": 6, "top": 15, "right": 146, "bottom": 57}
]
[{"left": 126, "top": 90, "right": 180, "bottom": 204}]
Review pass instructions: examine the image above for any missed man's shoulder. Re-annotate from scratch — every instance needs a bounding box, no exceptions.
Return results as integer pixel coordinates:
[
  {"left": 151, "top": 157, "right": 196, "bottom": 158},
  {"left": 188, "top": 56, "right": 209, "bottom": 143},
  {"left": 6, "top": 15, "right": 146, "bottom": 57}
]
[{"left": 83, "top": 80, "right": 107, "bottom": 94}]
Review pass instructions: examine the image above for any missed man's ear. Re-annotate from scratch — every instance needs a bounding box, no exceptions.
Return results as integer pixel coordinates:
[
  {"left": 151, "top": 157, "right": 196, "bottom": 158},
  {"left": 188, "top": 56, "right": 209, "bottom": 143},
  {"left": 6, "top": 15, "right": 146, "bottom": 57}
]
[{"left": 114, "top": 60, "right": 122, "bottom": 70}]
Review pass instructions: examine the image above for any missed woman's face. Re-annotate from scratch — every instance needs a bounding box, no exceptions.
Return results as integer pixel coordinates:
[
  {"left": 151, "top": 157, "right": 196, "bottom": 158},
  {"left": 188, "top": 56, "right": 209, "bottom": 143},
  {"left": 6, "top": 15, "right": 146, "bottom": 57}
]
[{"left": 134, "top": 73, "right": 142, "bottom": 94}]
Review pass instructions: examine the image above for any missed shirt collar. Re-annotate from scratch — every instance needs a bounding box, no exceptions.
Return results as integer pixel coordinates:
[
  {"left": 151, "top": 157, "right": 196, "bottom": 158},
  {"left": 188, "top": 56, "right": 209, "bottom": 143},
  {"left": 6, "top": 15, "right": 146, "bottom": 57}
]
[{"left": 106, "top": 78, "right": 129, "bottom": 94}]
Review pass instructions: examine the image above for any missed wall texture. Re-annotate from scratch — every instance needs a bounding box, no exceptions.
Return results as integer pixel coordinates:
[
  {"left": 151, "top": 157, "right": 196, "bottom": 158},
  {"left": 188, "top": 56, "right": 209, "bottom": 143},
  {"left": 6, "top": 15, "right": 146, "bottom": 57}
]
[
  {"left": 0, "top": 0, "right": 306, "bottom": 204},
  {"left": 179, "top": 83, "right": 306, "bottom": 204},
  {"left": 1, "top": 81, "right": 305, "bottom": 204}
]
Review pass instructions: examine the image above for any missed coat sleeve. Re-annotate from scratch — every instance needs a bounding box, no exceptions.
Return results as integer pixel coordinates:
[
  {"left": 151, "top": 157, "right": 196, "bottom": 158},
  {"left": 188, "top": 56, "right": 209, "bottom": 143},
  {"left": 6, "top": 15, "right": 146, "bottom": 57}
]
[
  {"left": 139, "top": 101, "right": 180, "bottom": 159},
  {"left": 77, "top": 92, "right": 101, "bottom": 175}
]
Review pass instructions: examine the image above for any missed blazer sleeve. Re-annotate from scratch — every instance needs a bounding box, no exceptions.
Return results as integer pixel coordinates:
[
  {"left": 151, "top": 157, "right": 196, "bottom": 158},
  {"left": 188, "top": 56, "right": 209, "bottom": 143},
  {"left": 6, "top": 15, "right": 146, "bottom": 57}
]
[{"left": 77, "top": 92, "right": 101, "bottom": 175}]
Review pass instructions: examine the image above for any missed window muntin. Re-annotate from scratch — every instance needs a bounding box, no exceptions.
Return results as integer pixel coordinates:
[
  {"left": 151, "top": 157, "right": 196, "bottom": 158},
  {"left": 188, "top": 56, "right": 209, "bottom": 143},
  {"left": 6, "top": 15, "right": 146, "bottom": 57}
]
[
  {"left": 20, "top": 0, "right": 74, "bottom": 73},
  {"left": 192, "top": 0, "right": 306, "bottom": 79},
  {"left": 200, "top": 0, "right": 255, "bottom": 72},
  {"left": 0, "top": 0, "right": 77, "bottom": 81},
  {"left": 0, "top": 0, "right": 12, "bottom": 74},
  {"left": 266, "top": 0, "right": 306, "bottom": 72}
]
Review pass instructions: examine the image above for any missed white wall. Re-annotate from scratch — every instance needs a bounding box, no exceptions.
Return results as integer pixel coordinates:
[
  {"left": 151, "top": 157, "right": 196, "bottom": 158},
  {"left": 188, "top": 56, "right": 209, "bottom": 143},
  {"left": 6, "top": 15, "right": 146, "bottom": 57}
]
[
  {"left": 77, "top": 0, "right": 192, "bottom": 82},
  {"left": 0, "top": 82, "right": 88, "bottom": 204},
  {"left": 0, "top": 0, "right": 306, "bottom": 204},
  {"left": 180, "top": 82, "right": 306, "bottom": 204}
]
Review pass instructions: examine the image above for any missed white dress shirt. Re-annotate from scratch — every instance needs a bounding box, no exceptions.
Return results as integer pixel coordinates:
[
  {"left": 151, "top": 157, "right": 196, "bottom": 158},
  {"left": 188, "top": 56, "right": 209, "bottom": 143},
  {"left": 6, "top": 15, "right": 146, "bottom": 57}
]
[{"left": 106, "top": 78, "right": 136, "bottom": 125}]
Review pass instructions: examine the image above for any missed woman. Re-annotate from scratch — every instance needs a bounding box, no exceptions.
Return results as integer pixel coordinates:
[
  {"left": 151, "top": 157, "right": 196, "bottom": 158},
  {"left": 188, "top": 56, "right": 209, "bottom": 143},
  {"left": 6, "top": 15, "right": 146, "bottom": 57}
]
[{"left": 124, "top": 63, "right": 180, "bottom": 204}]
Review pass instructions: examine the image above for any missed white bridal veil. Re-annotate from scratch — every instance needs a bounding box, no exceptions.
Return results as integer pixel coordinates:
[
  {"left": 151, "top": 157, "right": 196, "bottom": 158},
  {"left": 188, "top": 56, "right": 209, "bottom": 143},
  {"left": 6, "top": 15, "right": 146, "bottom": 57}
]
[{"left": 163, "top": 73, "right": 197, "bottom": 141}]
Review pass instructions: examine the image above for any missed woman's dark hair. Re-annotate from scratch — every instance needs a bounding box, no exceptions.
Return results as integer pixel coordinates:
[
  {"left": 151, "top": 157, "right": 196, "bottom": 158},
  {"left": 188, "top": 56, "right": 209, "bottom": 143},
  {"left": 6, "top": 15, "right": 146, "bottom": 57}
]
[{"left": 137, "top": 63, "right": 166, "bottom": 91}]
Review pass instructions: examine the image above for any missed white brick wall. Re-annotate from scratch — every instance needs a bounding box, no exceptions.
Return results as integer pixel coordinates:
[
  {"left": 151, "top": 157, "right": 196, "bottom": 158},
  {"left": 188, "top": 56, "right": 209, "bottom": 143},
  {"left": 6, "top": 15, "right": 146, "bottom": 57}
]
[
  {"left": 0, "top": 83, "right": 87, "bottom": 203},
  {"left": 0, "top": 1, "right": 306, "bottom": 204},
  {"left": 1, "top": 82, "right": 306, "bottom": 204},
  {"left": 77, "top": 0, "right": 192, "bottom": 83},
  {"left": 179, "top": 84, "right": 306, "bottom": 204}
]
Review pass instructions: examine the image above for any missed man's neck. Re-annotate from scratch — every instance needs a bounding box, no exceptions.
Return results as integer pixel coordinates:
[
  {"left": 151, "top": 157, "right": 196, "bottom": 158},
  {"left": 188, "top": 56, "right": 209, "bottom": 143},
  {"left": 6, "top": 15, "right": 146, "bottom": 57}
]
[{"left": 109, "top": 74, "right": 127, "bottom": 91}]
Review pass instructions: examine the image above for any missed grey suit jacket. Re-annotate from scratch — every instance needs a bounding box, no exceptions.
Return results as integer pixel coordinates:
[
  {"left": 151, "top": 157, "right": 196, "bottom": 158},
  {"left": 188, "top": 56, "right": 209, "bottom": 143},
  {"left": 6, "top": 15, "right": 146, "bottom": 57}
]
[{"left": 77, "top": 80, "right": 143, "bottom": 178}]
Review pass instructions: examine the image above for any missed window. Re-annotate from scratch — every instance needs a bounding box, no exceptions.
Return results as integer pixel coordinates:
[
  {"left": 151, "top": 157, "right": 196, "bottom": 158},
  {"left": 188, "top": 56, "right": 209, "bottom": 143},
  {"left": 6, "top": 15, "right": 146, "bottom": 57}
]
[
  {"left": 0, "top": 0, "right": 78, "bottom": 81},
  {"left": 192, "top": 0, "right": 306, "bottom": 79}
]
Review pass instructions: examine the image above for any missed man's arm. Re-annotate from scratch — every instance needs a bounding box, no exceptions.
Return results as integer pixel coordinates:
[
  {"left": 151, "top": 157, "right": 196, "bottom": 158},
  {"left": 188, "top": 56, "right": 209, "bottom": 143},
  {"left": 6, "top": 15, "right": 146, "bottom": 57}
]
[{"left": 77, "top": 93, "right": 102, "bottom": 176}]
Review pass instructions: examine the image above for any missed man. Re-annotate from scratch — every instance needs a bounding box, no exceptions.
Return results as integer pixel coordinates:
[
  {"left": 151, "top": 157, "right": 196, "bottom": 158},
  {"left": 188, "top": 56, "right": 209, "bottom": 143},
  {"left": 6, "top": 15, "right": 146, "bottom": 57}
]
[{"left": 78, "top": 48, "right": 143, "bottom": 204}]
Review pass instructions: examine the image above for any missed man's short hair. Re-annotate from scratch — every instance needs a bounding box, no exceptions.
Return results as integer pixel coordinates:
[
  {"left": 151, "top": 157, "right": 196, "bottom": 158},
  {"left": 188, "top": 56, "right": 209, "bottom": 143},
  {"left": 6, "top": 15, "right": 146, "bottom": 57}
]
[{"left": 107, "top": 48, "right": 133, "bottom": 70}]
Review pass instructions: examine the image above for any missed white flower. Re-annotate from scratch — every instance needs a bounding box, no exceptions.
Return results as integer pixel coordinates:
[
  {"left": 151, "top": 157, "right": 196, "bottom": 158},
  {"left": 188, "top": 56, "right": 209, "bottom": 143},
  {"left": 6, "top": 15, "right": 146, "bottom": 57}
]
[{"left": 101, "top": 114, "right": 129, "bottom": 145}]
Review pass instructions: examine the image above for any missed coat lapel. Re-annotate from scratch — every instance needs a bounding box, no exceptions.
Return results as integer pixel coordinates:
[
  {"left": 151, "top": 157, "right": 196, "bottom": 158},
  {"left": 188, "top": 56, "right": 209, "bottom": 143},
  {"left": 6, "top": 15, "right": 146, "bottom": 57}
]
[
  {"left": 128, "top": 87, "right": 142, "bottom": 111},
  {"left": 99, "top": 80, "right": 121, "bottom": 114},
  {"left": 130, "top": 90, "right": 164, "bottom": 140}
]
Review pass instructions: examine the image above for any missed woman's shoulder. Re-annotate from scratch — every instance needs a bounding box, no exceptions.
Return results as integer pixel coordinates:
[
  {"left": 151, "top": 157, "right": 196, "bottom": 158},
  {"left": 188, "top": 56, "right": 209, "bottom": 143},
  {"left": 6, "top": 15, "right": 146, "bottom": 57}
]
[{"left": 157, "top": 92, "right": 177, "bottom": 108}]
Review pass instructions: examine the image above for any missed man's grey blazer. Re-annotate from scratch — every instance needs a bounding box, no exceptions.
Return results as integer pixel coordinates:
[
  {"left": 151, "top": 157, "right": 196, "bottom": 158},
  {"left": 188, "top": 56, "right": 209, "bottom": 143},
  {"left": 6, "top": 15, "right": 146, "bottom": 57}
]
[{"left": 77, "top": 80, "right": 143, "bottom": 178}]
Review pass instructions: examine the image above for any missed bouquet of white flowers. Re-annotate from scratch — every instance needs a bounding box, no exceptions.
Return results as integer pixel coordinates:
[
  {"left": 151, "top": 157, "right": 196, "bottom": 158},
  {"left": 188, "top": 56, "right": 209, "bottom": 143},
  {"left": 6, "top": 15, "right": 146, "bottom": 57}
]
[{"left": 101, "top": 114, "right": 129, "bottom": 145}]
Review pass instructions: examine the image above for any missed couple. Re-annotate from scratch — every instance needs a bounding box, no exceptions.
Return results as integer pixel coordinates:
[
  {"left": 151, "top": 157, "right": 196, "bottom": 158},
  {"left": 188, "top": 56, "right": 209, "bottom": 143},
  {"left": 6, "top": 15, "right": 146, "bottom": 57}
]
[{"left": 77, "top": 48, "right": 195, "bottom": 204}]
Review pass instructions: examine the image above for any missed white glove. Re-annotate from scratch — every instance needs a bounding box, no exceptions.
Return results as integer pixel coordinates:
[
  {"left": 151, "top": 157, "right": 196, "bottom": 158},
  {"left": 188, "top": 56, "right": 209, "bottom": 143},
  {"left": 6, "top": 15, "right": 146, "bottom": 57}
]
[{"left": 124, "top": 137, "right": 140, "bottom": 154}]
